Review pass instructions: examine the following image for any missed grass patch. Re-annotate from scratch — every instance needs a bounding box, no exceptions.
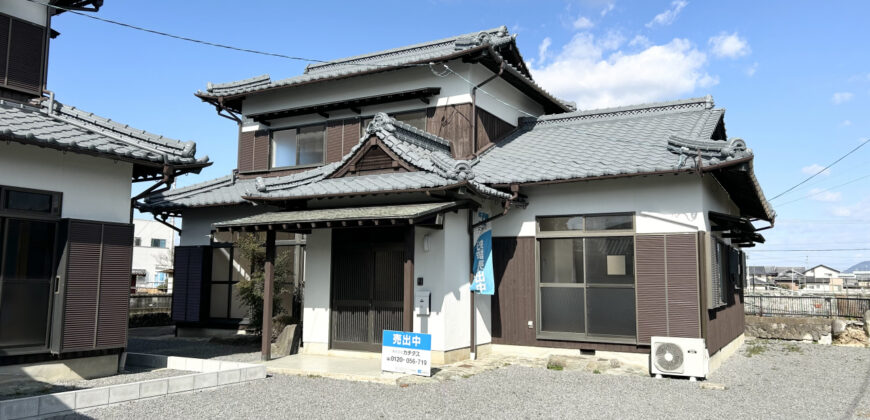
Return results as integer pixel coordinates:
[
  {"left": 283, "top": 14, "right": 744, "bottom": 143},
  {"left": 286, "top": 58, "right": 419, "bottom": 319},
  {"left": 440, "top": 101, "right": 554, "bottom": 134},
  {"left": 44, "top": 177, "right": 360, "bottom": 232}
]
[
  {"left": 592, "top": 369, "right": 601, "bottom": 374},
  {"left": 745, "top": 344, "right": 767, "bottom": 357},
  {"left": 461, "top": 374, "right": 472, "bottom": 379},
  {"left": 783, "top": 343, "right": 803, "bottom": 354},
  {"left": 546, "top": 362, "right": 564, "bottom": 371}
]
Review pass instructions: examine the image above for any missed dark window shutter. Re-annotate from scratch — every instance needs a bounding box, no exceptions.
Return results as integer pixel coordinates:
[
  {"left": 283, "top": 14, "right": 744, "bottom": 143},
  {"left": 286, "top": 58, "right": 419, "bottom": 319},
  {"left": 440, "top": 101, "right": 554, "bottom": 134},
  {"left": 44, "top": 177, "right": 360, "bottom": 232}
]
[
  {"left": 0, "top": 16, "right": 9, "bottom": 84},
  {"left": 7, "top": 18, "right": 44, "bottom": 93},
  {"left": 252, "top": 129, "right": 270, "bottom": 171},
  {"left": 62, "top": 221, "right": 101, "bottom": 351},
  {"left": 96, "top": 224, "right": 133, "bottom": 348},
  {"left": 172, "top": 246, "right": 207, "bottom": 322},
  {"left": 238, "top": 130, "right": 255, "bottom": 172}
]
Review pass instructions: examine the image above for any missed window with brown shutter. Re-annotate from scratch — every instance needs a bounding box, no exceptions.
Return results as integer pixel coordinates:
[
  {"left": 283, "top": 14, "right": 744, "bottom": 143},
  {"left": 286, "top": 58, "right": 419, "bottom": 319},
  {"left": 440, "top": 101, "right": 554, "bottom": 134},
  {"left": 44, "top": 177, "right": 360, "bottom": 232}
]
[{"left": 0, "top": 15, "right": 46, "bottom": 96}]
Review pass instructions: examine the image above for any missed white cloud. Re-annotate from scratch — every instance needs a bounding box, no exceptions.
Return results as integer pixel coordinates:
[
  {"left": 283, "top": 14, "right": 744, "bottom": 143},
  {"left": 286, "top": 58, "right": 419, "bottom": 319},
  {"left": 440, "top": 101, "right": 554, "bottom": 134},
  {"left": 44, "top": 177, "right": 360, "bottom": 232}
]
[
  {"left": 808, "top": 188, "right": 841, "bottom": 202},
  {"left": 600, "top": 2, "right": 615, "bottom": 17},
  {"left": 646, "top": 0, "right": 688, "bottom": 28},
  {"left": 801, "top": 163, "right": 831, "bottom": 176},
  {"left": 708, "top": 32, "right": 750, "bottom": 59},
  {"left": 537, "top": 37, "right": 552, "bottom": 66},
  {"left": 573, "top": 15, "right": 594, "bottom": 30},
  {"left": 842, "top": 120, "right": 852, "bottom": 126},
  {"left": 529, "top": 33, "right": 716, "bottom": 109},
  {"left": 746, "top": 62, "right": 759, "bottom": 76},
  {"left": 832, "top": 92, "right": 854, "bottom": 104},
  {"left": 628, "top": 35, "right": 651, "bottom": 48}
]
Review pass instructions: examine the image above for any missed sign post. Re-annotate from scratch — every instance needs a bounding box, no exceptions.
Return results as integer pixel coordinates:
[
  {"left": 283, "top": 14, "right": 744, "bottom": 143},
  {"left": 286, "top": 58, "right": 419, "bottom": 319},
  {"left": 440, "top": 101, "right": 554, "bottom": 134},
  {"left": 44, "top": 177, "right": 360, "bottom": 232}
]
[{"left": 381, "top": 330, "right": 432, "bottom": 376}]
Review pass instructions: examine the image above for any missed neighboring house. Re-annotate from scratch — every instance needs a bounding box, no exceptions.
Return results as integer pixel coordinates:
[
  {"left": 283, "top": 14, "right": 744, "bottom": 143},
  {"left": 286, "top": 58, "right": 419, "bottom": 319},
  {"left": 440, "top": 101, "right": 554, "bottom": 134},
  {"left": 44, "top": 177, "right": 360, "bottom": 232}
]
[
  {"left": 803, "top": 264, "right": 842, "bottom": 292},
  {"left": 805, "top": 264, "right": 840, "bottom": 280},
  {"left": 132, "top": 218, "right": 176, "bottom": 293},
  {"left": 854, "top": 271, "right": 870, "bottom": 289},
  {"left": 141, "top": 27, "right": 774, "bottom": 370},
  {"left": 0, "top": 0, "right": 208, "bottom": 371}
]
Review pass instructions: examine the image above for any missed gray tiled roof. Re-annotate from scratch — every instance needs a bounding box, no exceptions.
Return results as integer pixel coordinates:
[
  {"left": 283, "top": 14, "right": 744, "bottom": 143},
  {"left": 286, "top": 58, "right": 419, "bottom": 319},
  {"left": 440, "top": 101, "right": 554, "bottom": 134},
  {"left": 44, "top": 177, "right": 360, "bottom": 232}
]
[
  {"left": 214, "top": 202, "right": 461, "bottom": 228},
  {"left": 143, "top": 174, "right": 257, "bottom": 210},
  {"left": 472, "top": 96, "right": 746, "bottom": 184},
  {"left": 197, "top": 26, "right": 572, "bottom": 112},
  {"left": 0, "top": 99, "right": 209, "bottom": 167}
]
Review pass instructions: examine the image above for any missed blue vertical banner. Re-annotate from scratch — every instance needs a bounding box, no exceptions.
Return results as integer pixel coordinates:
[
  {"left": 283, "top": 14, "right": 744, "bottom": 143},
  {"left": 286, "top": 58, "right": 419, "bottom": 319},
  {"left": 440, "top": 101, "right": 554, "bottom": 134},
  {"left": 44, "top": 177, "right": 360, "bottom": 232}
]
[{"left": 471, "top": 211, "right": 495, "bottom": 295}]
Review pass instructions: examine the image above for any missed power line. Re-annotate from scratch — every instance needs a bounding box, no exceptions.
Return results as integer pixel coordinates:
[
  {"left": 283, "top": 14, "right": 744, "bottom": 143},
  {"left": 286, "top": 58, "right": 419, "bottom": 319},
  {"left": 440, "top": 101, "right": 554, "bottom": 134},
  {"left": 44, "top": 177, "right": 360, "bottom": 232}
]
[
  {"left": 433, "top": 63, "right": 537, "bottom": 118},
  {"left": 30, "top": 0, "right": 427, "bottom": 68},
  {"left": 769, "top": 139, "right": 870, "bottom": 201},
  {"left": 774, "top": 172, "right": 870, "bottom": 207},
  {"left": 749, "top": 248, "right": 870, "bottom": 252}
]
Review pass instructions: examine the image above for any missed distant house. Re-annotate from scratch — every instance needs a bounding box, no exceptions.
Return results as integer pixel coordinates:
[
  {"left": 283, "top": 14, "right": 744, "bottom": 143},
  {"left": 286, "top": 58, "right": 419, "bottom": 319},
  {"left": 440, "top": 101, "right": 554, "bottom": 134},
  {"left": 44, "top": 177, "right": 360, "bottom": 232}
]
[
  {"left": 0, "top": 0, "right": 208, "bottom": 373},
  {"left": 803, "top": 265, "right": 843, "bottom": 292},
  {"left": 142, "top": 26, "right": 774, "bottom": 371},
  {"left": 132, "top": 218, "right": 177, "bottom": 293}
]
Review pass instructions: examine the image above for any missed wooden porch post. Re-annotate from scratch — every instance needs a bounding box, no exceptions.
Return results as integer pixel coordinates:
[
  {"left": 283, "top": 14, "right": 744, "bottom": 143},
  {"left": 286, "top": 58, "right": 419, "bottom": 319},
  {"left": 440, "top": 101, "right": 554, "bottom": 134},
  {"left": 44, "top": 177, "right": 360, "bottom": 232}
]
[{"left": 262, "top": 230, "right": 276, "bottom": 361}]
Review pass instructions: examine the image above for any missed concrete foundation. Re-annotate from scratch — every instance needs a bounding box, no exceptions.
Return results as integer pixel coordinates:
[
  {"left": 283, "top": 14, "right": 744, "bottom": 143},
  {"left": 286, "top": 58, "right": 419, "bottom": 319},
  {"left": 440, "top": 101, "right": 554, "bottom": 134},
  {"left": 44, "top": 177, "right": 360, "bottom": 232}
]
[
  {"left": 0, "top": 354, "right": 119, "bottom": 383},
  {"left": 490, "top": 344, "right": 649, "bottom": 373},
  {"left": 708, "top": 333, "right": 745, "bottom": 375}
]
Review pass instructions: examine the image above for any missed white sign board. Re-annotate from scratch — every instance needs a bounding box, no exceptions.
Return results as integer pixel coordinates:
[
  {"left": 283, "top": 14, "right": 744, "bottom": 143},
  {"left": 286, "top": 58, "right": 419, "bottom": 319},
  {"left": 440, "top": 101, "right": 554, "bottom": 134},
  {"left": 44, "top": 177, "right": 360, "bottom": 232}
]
[{"left": 381, "top": 330, "right": 432, "bottom": 377}]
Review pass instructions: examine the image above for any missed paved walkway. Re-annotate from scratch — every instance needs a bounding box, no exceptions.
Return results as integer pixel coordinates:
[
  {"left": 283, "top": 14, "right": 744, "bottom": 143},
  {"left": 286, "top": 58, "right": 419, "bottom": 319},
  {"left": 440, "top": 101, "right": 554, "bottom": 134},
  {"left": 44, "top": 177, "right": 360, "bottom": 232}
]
[{"left": 262, "top": 354, "right": 402, "bottom": 384}]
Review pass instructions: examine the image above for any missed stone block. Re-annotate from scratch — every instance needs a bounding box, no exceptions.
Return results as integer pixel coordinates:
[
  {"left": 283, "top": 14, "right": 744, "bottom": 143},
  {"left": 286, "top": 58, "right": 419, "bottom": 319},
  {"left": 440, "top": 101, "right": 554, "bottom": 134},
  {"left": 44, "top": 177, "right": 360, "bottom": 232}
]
[
  {"left": 76, "top": 388, "right": 109, "bottom": 409},
  {"left": 139, "top": 379, "right": 168, "bottom": 398},
  {"left": 109, "top": 383, "right": 140, "bottom": 403},
  {"left": 273, "top": 324, "right": 301, "bottom": 357},
  {"left": 243, "top": 365, "right": 267, "bottom": 381},
  {"left": 202, "top": 360, "right": 222, "bottom": 373},
  {"left": 218, "top": 369, "right": 241, "bottom": 385},
  {"left": 38, "top": 392, "right": 76, "bottom": 415},
  {"left": 1, "top": 396, "right": 39, "bottom": 420},
  {"left": 166, "top": 356, "right": 187, "bottom": 371},
  {"left": 194, "top": 372, "right": 218, "bottom": 389},
  {"left": 185, "top": 358, "right": 204, "bottom": 372},
  {"left": 832, "top": 319, "right": 847, "bottom": 337},
  {"left": 865, "top": 310, "right": 870, "bottom": 336},
  {"left": 167, "top": 375, "right": 195, "bottom": 393},
  {"left": 219, "top": 361, "right": 240, "bottom": 370}
]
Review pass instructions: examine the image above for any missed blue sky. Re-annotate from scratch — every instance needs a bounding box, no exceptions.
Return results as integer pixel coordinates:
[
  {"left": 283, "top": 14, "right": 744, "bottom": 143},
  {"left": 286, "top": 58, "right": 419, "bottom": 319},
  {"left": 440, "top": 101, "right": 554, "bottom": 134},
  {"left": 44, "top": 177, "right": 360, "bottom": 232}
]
[{"left": 45, "top": 1, "right": 869, "bottom": 270}]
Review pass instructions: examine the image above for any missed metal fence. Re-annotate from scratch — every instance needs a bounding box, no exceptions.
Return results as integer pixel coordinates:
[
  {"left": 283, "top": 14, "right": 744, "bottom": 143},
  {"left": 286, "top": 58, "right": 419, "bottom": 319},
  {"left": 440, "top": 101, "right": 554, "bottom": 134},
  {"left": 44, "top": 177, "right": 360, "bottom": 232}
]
[
  {"left": 129, "top": 293, "right": 172, "bottom": 316},
  {"left": 744, "top": 294, "right": 870, "bottom": 318}
]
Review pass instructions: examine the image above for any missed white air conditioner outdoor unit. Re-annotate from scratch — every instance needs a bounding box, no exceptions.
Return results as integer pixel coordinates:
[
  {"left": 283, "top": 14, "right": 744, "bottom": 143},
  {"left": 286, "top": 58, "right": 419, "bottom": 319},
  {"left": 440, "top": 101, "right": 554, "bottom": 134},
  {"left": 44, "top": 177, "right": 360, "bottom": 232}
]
[{"left": 650, "top": 336, "right": 709, "bottom": 381}]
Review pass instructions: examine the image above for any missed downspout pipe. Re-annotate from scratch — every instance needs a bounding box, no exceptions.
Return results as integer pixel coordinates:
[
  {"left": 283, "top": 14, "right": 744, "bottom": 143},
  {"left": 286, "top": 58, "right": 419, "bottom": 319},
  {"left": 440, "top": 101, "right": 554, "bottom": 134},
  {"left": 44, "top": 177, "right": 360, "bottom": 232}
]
[{"left": 470, "top": 57, "right": 505, "bottom": 158}]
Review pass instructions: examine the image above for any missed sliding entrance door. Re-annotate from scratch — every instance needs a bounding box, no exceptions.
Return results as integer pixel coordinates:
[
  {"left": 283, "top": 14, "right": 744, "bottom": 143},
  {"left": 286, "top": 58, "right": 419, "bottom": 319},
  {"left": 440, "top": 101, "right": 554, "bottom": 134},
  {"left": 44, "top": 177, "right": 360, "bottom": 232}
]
[{"left": 0, "top": 218, "right": 57, "bottom": 350}]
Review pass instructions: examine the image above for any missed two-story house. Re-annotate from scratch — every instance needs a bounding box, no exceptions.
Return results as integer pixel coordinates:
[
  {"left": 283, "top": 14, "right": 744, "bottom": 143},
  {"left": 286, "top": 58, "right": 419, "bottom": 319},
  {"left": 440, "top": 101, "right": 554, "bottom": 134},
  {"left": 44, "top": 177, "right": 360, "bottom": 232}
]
[
  {"left": 142, "top": 26, "right": 774, "bottom": 372},
  {"left": 0, "top": 0, "right": 208, "bottom": 377}
]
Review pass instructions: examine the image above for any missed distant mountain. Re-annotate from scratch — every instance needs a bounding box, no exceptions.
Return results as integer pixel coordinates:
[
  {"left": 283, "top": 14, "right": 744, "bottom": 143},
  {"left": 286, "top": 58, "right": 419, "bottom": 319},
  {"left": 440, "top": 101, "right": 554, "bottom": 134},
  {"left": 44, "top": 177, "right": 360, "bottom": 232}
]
[{"left": 845, "top": 261, "right": 870, "bottom": 273}]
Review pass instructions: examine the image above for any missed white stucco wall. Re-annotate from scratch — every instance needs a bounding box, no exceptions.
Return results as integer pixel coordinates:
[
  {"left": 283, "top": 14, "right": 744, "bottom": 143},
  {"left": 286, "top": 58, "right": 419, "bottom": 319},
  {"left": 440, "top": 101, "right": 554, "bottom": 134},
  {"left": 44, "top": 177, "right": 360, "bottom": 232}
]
[
  {"left": 412, "top": 209, "right": 487, "bottom": 352},
  {"left": 0, "top": 1, "right": 48, "bottom": 26},
  {"left": 179, "top": 205, "right": 275, "bottom": 246},
  {"left": 238, "top": 59, "right": 544, "bottom": 133},
  {"left": 132, "top": 218, "right": 176, "bottom": 289},
  {"left": 0, "top": 142, "right": 133, "bottom": 223},
  {"left": 491, "top": 174, "right": 738, "bottom": 238},
  {"left": 301, "top": 229, "right": 331, "bottom": 346}
]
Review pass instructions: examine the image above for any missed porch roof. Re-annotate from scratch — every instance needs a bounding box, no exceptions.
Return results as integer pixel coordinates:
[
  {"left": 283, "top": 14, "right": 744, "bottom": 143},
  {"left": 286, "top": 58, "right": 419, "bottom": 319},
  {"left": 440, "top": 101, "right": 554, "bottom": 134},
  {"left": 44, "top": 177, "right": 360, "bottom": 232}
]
[{"left": 213, "top": 201, "right": 463, "bottom": 231}]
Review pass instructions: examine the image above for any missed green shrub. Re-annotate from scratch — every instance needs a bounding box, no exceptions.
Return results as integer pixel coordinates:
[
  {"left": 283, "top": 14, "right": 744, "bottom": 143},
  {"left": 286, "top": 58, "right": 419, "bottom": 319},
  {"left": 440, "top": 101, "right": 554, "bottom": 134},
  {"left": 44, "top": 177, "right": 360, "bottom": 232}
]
[{"left": 234, "top": 233, "right": 299, "bottom": 333}]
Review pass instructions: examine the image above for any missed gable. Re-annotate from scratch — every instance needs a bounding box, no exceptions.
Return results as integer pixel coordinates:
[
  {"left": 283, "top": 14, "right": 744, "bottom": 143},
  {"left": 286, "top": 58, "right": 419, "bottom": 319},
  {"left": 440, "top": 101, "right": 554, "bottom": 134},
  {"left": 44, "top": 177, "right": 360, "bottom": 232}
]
[{"left": 329, "top": 135, "right": 414, "bottom": 178}]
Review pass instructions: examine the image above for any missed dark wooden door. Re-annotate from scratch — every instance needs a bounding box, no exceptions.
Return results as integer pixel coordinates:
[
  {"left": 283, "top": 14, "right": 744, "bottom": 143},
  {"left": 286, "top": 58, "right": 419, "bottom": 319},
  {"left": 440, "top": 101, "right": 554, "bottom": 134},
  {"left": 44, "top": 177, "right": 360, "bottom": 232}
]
[{"left": 330, "top": 228, "right": 405, "bottom": 352}]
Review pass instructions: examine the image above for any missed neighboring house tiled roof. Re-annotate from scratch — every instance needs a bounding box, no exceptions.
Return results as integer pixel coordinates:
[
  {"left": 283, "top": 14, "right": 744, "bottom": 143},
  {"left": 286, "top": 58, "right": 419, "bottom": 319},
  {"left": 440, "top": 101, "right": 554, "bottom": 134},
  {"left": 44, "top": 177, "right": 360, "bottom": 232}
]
[
  {"left": 196, "top": 26, "right": 572, "bottom": 113},
  {"left": 0, "top": 99, "right": 210, "bottom": 169},
  {"left": 143, "top": 174, "right": 257, "bottom": 210}
]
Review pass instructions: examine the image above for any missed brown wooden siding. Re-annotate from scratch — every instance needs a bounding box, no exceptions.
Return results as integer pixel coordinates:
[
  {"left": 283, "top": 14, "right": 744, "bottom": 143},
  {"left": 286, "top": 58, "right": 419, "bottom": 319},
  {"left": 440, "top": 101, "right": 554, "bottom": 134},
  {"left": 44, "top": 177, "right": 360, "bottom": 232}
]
[
  {"left": 95, "top": 224, "right": 132, "bottom": 348},
  {"left": 343, "top": 119, "right": 361, "bottom": 155},
  {"left": 0, "top": 17, "right": 8, "bottom": 85},
  {"left": 326, "top": 120, "right": 344, "bottom": 163},
  {"left": 705, "top": 291, "right": 744, "bottom": 355},
  {"left": 491, "top": 237, "right": 647, "bottom": 354},
  {"left": 636, "top": 235, "right": 668, "bottom": 344},
  {"left": 476, "top": 107, "right": 515, "bottom": 151},
  {"left": 355, "top": 146, "right": 405, "bottom": 174},
  {"left": 62, "top": 221, "right": 101, "bottom": 351},
  {"left": 665, "top": 234, "right": 701, "bottom": 338},
  {"left": 427, "top": 104, "right": 473, "bottom": 159},
  {"left": 237, "top": 130, "right": 255, "bottom": 173}
]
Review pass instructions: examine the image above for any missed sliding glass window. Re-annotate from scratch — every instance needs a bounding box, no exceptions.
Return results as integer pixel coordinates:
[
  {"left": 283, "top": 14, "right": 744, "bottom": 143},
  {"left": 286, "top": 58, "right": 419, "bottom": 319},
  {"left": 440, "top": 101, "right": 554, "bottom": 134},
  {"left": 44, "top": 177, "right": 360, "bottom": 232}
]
[{"left": 536, "top": 213, "right": 636, "bottom": 343}]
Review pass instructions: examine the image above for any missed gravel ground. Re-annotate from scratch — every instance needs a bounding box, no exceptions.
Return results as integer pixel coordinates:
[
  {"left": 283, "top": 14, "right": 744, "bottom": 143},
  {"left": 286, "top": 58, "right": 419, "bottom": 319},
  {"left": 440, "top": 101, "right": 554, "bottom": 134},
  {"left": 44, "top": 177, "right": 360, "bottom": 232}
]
[
  {"left": 0, "top": 368, "right": 190, "bottom": 401},
  {"left": 126, "top": 336, "right": 261, "bottom": 363},
  {"left": 69, "top": 339, "right": 870, "bottom": 419}
]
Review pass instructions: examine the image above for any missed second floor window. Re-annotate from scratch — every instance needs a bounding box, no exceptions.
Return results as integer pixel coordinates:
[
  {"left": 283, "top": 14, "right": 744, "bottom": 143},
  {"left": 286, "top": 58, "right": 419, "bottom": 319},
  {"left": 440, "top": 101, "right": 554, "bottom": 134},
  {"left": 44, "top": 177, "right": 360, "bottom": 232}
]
[
  {"left": 134, "top": 237, "right": 142, "bottom": 247},
  {"left": 271, "top": 124, "right": 325, "bottom": 168},
  {"left": 151, "top": 239, "right": 167, "bottom": 248}
]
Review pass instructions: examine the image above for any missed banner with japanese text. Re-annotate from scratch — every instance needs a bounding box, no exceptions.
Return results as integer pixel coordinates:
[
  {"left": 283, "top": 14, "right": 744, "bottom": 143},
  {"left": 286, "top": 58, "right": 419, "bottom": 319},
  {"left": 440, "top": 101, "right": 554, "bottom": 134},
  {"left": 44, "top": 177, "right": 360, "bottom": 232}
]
[{"left": 471, "top": 211, "right": 495, "bottom": 295}]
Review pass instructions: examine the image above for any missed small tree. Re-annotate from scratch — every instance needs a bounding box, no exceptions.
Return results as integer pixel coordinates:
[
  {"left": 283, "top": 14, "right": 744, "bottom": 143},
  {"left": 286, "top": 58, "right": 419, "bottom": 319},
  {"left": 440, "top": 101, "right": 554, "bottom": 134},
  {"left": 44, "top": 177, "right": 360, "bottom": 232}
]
[{"left": 233, "top": 234, "right": 298, "bottom": 334}]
